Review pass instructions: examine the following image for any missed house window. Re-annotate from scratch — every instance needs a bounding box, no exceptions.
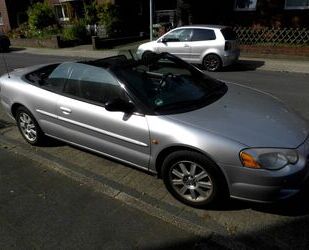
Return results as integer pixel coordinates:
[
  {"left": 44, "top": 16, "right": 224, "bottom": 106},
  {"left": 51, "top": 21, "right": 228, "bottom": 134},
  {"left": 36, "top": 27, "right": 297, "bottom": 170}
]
[
  {"left": 54, "top": 4, "right": 69, "bottom": 21},
  {"left": 234, "top": 0, "right": 257, "bottom": 11},
  {"left": 0, "top": 12, "right": 3, "bottom": 25},
  {"left": 285, "top": 0, "right": 309, "bottom": 9}
]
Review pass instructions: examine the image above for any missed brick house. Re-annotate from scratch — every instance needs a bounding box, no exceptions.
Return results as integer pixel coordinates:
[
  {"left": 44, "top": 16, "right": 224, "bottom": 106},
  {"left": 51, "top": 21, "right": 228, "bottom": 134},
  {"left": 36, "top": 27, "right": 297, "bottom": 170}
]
[
  {"left": 0, "top": 0, "right": 111, "bottom": 32},
  {"left": 0, "top": 0, "right": 33, "bottom": 32},
  {"left": 0, "top": 0, "right": 308, "bottom": 33},
  {"left": 153, "top": 0, "right": 309, "bottom": 28},
  {"left": 192, "top": 0, "right": 309, "bottom": 28},
  {"left": 48, "top": 0, "right": 148, "bottom": 34}
]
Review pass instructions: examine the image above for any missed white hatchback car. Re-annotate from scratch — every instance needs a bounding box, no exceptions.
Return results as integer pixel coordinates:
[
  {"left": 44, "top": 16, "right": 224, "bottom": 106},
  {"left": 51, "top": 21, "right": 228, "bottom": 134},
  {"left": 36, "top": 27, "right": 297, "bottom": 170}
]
[{"left": 137, "top": 25, "right": 240, "bottom": 71}]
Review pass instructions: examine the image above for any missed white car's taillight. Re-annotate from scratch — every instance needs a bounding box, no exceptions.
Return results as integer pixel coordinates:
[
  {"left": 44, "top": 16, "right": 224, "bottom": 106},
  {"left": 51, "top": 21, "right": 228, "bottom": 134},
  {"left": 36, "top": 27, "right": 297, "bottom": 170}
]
[{"left": 224, "top": 41, "right": 232, "bottom": 51}]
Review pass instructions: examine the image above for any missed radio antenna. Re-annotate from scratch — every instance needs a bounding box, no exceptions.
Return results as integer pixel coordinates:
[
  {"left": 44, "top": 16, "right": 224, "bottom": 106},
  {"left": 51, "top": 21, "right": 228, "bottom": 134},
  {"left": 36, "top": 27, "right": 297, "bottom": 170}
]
[{"left": 2, "top": 53, "right": 10, "bottom": 78}]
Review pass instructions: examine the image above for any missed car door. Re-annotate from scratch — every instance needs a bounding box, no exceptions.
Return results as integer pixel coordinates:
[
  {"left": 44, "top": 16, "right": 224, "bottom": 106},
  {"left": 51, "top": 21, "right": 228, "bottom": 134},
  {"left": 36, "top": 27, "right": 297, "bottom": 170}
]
[
  {"left": 190, "top": 28, "right": 217, "bottom": 64},
  {"left": 30, "top": 64, "right": 69, "bottom": 137},
  {"left": 156, "top": 28, "right": 193, "bottom": 61},
  {"left": 55, "top": 63, "right": 151, "bottom": 169}
]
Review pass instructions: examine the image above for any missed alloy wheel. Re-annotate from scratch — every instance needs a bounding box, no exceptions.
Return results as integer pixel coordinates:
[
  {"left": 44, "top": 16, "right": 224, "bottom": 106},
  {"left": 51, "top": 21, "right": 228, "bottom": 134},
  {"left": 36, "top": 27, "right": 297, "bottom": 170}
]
[
  {"left": 204, "top": 54, "right": 221, "bottom": 71},
  {"left": 18, "top": 112, "right": 37, "bottom": 142},
  {"left": 169, "top": 160, "right": 213, "bottom": 202}
]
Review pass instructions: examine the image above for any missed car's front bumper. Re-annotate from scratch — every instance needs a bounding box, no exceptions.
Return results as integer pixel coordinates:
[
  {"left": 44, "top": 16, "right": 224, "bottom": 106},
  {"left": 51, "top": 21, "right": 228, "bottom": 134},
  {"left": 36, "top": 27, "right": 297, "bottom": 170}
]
[{"left": 224, "top": 137, "right": 309, "bottom": 203}]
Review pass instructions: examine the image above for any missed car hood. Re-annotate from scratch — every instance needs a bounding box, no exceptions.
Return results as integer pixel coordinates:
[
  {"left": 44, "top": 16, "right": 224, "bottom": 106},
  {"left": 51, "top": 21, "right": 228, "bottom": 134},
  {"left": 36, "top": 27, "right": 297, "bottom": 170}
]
[{"left": 165, "top": 82, "right": 309, "bottom": 148}]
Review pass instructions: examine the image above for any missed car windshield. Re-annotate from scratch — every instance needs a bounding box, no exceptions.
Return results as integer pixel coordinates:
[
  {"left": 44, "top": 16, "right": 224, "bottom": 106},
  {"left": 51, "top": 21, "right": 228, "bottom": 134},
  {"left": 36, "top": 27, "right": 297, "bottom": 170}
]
[{"left": 112, "top": 53, "right": 227, "bottom": 114}]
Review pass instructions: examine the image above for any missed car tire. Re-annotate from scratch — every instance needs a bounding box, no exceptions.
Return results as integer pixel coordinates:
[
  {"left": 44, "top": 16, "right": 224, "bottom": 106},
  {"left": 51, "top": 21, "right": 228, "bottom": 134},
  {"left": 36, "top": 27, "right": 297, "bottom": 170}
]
[
  {"left": 162, "top": 150, "right": 228, "bottom": 208},
  {"left": 141, "top": 51, "right": 152, "bottom": 60},
  {"left": 203, "top": 54, "right": 222, "bottom": 72},
  {"left": 16, "top": 106, "right": 46, "bottom": 146}
]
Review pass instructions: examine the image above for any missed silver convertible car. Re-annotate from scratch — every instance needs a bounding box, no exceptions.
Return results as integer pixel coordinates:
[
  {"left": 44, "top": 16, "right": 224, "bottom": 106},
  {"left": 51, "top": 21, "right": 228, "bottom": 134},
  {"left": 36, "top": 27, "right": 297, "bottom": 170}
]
[{"left": 1, "top": 53, "right": 309, "bottom": 207}]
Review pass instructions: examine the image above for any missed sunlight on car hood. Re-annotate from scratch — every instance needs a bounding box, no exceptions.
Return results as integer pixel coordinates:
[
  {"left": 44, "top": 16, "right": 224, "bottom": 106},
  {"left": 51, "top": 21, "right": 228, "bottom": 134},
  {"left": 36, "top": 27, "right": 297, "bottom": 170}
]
[{"left": 166, "top": 82, "right": 309, "bottom": 148}]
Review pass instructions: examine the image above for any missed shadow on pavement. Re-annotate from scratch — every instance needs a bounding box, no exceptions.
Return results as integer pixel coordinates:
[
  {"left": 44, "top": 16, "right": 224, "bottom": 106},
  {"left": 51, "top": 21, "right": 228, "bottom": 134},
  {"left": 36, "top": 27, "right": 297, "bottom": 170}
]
[
  {"left": 251, "top": 182, "right": 309, "bottom": 217},
  {"left": 152, "top": 214, "right": 309, "bottom": 249},
  {"left": 42, "top": 137, "right": 66, "bottom": 147},
  {"left": 223, "top": 59, "right": 265, "bottom": 72},
  {"left": 143, "top": 238, "right": 229, "bottom": 250},
  {"left": 213, "top": 181, "right": 309, "bottom": 217},
  {"left": 6, "top": 47, "right": 26, "bottom": 52},
  {"left": 0, "top": 119, "right": 14, "bottom": 129}
]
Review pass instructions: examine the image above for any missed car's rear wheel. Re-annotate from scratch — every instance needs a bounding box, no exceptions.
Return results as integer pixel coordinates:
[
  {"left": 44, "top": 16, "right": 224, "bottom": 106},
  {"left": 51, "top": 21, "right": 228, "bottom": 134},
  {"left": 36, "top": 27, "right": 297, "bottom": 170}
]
[
  {"left": 203, "top": 54, "right": 222, "bottom": 72},
  {"left": 16, "top": 107, "right": 46, "bottom": 146},
  {"left": 162, "top": 150, "right": 227, "bottom": 208}
]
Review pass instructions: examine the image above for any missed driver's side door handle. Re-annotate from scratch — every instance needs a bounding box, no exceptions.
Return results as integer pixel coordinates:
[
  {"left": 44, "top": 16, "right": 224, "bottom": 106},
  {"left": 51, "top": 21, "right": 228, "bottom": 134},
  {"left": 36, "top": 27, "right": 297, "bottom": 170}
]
[{"left": 60, "top": 107, "right": 72, "bottom": 115}]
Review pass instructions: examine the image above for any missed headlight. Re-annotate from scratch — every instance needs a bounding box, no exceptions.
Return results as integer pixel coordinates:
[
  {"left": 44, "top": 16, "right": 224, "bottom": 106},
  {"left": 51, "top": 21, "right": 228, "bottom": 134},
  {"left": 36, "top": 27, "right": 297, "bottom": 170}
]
[{"left": 240, "top": 148, "right": 298, "bottom": 170}]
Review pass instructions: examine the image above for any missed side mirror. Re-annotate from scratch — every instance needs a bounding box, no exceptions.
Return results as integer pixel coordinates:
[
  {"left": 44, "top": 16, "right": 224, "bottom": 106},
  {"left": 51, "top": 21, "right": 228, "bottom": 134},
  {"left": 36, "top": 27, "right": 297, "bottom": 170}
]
[
  {"left": 105, "top": 99, "right": 135, "bottom": 113},
  {"left": 161, "top": 37, "right": 168, "bottom": 43}
]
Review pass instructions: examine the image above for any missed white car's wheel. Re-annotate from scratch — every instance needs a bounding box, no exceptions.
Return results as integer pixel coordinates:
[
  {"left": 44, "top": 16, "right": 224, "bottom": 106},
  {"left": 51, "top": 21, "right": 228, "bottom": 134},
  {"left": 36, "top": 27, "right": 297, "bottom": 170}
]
[{"left": 203, "top": 54, "right": 222, "bottom": 72}]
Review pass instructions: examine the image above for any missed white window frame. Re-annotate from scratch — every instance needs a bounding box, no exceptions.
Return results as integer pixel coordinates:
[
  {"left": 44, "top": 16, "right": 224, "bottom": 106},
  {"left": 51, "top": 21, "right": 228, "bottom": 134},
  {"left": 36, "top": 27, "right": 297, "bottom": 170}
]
[
  {"left": 285, "top": 0, "right": 309, "bottom": 9},
  {"left": 54, "top": 4, "right": 70, "bottom": 22},
  {"left": 0, "top": 12, "right": 3, "bottom": 25},
  {"left": 234, "top": 0, "right": 258, "bottom": 11}
]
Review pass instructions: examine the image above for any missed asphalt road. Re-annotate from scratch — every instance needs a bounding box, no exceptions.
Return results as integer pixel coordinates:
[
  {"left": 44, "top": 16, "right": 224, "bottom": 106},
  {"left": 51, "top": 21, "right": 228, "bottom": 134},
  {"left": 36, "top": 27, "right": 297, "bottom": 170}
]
[{"left": 0, "top": 52, "right": 309, "bottom": 249}]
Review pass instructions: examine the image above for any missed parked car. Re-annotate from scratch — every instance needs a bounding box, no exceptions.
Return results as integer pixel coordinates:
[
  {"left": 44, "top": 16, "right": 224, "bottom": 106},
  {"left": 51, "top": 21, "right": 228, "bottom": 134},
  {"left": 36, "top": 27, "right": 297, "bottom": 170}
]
[
  {"left": 0, "top": 32, "right": 10, "bottom": 52},
  {"left": 1, "top": 52, "right": 308, "bottom": 207},
  {"left": 137, "top": 25, "right": 240, "bottom": 71}
]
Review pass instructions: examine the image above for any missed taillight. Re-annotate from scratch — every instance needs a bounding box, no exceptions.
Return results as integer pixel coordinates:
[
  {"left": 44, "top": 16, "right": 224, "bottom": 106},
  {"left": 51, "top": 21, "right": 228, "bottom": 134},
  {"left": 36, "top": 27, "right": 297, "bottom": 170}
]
[{"left": 224, "top": 41, "right": 232, "bottom": 51}]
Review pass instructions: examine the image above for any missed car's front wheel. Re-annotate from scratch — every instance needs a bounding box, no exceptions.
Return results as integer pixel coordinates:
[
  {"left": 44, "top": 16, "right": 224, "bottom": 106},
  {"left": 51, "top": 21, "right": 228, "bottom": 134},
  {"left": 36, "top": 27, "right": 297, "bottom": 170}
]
[
  {"left": 16, "top": 107, "right": 46, "bottom": 146},
  {"left": 162, "top": 150, "right": 227, "bottom": 207},
  {"left": 203, "top": 54, "right": 222, "bottom": 72}
]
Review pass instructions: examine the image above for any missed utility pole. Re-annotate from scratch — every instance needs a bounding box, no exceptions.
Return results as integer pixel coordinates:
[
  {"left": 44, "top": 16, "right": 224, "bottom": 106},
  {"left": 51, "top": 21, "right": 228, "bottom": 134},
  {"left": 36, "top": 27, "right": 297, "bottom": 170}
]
[{"left": 150, "top": 0, "right": 153, "bottom": 41}]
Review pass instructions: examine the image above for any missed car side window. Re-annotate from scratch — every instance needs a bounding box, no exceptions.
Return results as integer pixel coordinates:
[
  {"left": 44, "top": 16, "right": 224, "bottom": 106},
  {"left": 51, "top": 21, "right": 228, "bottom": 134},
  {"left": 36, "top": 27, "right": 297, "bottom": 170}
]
[
  {"left": 191, "top": 29, "right": 216, "bottom": 41},
  {"left": 163, "top": 29, "right": 193, "bottom": 42},
  {"left": 43, "top": 63, "right": 71, "bottom": 92},
  {"left": 62, "top": 63, "right": 122, "bottom": 105}
]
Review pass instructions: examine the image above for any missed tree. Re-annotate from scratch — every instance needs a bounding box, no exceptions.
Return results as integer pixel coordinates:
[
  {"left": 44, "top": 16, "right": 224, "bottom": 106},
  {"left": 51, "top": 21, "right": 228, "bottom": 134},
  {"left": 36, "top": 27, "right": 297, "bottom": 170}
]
[
  {"left": 96, "top": 3, "right": 121, "bottom": 37},
  {"left": 176, "top": 0, "right": 192, "bottom": 26},
  {"left": 27, "top": 1, "right": 57, "bottom": 30},
  {"left": 83, "top": 2, "right": 98, "bottom": 25}
]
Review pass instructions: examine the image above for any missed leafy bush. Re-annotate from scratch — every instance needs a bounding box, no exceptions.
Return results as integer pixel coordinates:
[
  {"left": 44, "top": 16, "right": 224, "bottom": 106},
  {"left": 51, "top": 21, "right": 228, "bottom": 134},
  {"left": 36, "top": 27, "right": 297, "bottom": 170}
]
[
  {"left": 62, "top": 20, "right": 88, "bottom": 41},
  {"left": 27, "top": 2, "right": 57, "bottom": 30},
  {"left": 96, "top": 3, "right": 121, "bottom": 37},
  {"left": 8, "top": 23, "right": 60, "bottom": 39},
  {"left": 84, "top": 2, "right": 98, "bottom": 25}
]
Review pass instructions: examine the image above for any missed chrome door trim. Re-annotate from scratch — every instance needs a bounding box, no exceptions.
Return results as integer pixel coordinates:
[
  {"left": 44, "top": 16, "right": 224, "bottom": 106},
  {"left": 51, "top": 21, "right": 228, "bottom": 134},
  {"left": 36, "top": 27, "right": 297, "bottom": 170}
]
[
  {"left": 45, "top": 133, "right": 156, "bottom": 174},
  {"left": 36, "top": 109, "right": 58, "bottom": 119},
  {"left": 58, "top": 116, "right": 148, "bottom": 147},
  {"left": 36, "top": 109, "right": 148, "bottom": 147}
]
